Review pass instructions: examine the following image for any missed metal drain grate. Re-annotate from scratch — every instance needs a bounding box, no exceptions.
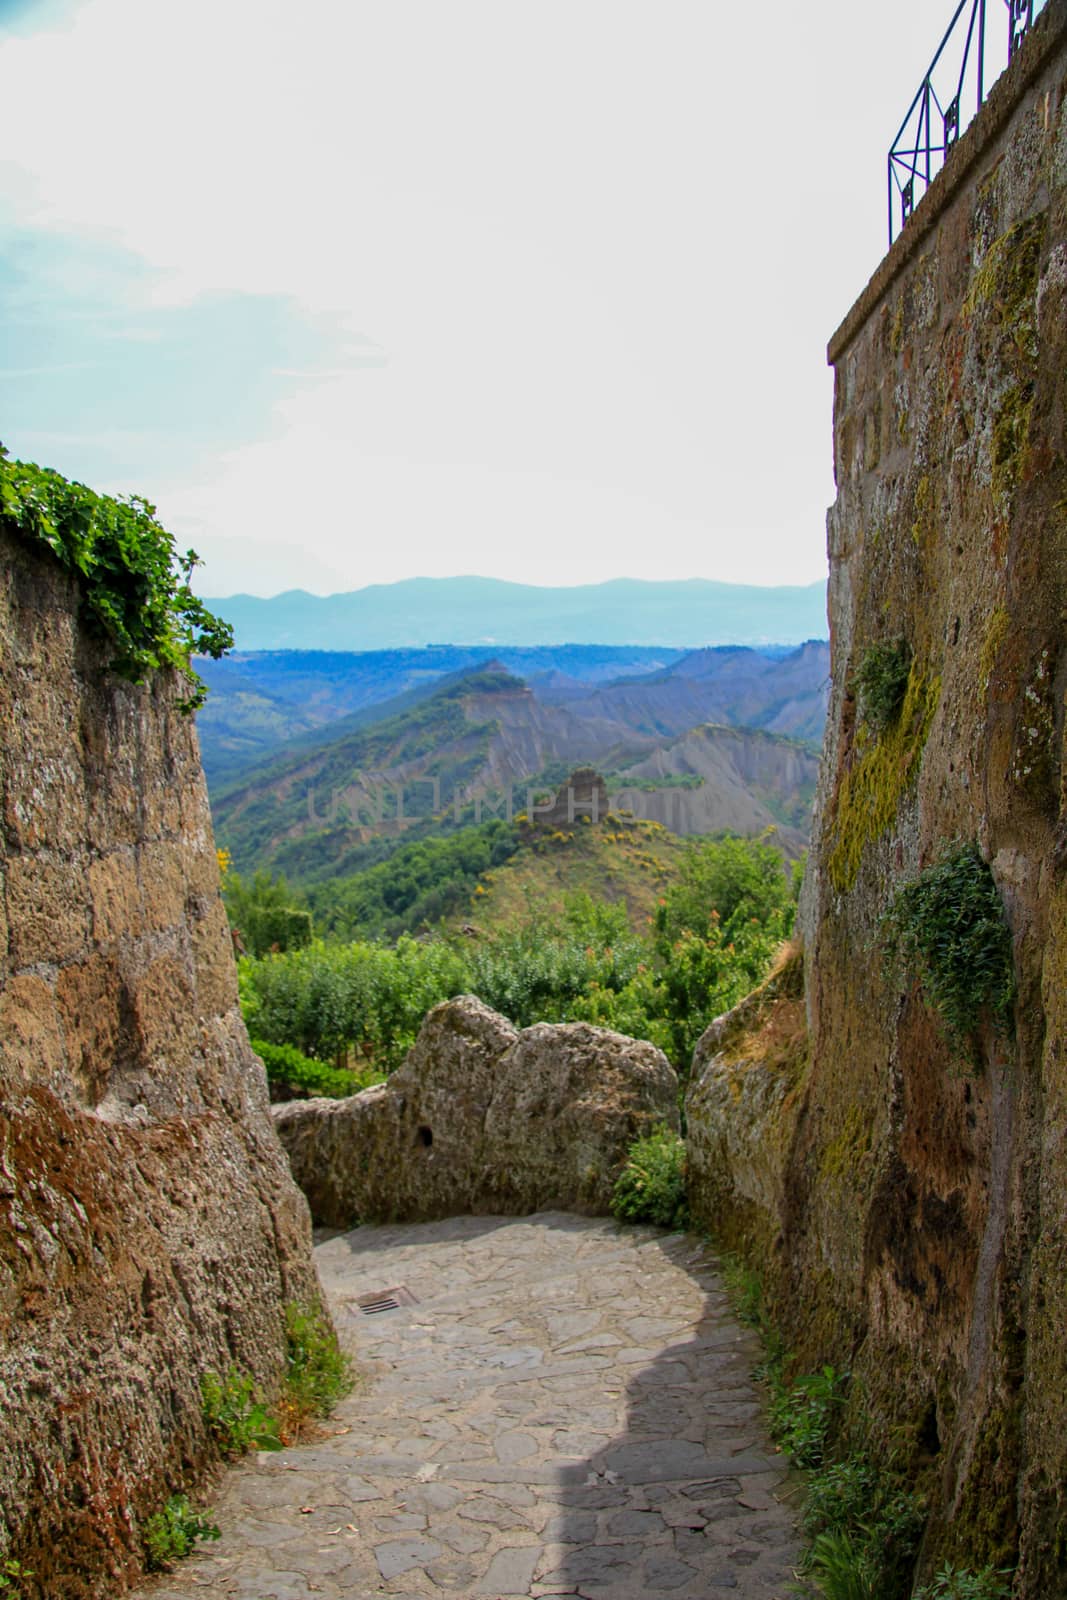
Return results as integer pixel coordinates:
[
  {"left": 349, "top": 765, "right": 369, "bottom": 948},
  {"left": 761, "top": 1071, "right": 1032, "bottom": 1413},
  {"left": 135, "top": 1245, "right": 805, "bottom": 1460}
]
[{"left": 355, "top": 1285, "right": 417, "bottom": 1316}]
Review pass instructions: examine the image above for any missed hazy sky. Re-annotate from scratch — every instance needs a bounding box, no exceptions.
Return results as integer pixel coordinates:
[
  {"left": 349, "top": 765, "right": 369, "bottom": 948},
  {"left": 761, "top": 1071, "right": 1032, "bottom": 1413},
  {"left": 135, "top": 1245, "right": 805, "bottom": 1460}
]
[{"left": 0, "top": 0, "right": 1019, "bottom": 596}]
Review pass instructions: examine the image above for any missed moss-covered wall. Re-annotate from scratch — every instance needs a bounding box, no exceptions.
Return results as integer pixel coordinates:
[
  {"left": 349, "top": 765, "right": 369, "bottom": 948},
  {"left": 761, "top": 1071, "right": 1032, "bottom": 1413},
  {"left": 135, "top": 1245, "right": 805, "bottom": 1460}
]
[{"left": 689, "top": 7, "right": 1067, "bottom": 1593}]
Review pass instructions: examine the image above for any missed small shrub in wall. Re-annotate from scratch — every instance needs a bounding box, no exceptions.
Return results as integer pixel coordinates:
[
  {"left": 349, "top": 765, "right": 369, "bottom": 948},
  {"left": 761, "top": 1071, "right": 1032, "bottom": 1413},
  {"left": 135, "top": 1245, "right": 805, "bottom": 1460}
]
[
  {"left": 880, "top": 843, "right": 1014, "bottom": 1061},
  {"left": 855, "top": 638, "right": 912, "bottom": 732},
  {"left": 611, "top": 1126, "right": 689, "bottom": 1230}
]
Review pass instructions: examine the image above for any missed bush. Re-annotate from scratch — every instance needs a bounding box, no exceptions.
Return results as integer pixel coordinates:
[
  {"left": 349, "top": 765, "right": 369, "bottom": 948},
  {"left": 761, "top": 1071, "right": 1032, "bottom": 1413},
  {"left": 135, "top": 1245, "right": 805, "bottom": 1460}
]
[
  {"left": 856, "top": 638, "right": 912, "bottom": 731},
  {"left": 0, "top": 1561, "right": 33, "bottom": 1592},
  {"left": 200, "top": 1367, "right": 282, "bottom": 1455},
  {"left": 240, "top": 936, "right": 469, "bottom": 1071},
  {"left": 611, "top": 1126, "right": 689, "bottom": 1230},
  {"left": 881, "top": 843, "right": 1015, "bottom": 1055},
  {"left": 251, "top": 1038, "right": 379, "bottom": 1100},
  {"left": 144, "top": 1496, "right": 220, "bottom": 1571}
]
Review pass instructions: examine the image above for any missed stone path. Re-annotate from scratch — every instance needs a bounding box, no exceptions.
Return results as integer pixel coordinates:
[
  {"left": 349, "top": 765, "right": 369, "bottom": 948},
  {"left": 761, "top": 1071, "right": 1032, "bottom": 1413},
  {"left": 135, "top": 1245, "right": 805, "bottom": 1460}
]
[{"left": 140, "top": 1214, "right": 801, "bottom": 1599}]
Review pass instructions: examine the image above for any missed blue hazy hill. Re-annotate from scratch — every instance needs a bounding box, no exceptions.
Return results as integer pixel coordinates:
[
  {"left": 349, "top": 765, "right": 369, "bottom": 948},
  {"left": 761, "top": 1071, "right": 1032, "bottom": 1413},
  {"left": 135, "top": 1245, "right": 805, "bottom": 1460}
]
[{"left": 203, "top": 575, "right": 828, "bottom": 652}]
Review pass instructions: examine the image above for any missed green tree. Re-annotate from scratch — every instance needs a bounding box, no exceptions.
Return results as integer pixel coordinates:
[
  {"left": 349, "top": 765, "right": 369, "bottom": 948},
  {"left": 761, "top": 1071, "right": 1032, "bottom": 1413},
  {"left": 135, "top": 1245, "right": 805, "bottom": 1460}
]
[{"left": 223, "top": 870, "right": 313, "bottom": 958}]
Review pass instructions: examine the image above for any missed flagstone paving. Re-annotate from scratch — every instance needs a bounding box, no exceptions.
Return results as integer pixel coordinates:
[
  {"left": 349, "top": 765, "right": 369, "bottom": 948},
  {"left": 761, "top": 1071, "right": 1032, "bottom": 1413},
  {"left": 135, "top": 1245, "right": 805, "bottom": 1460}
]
[{"left": 138, "top": 1213, "right": 802, "bottom": 1599}]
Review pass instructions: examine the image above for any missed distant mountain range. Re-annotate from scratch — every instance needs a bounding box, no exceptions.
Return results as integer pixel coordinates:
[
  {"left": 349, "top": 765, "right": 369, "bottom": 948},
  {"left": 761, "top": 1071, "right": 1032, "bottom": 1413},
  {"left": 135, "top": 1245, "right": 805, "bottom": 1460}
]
[
  {"left": 196, "top": 642, "right": 829, "bottom": 789},
  {"left": 207, "top": 648, "right": 828, "bottom": 880},
  {"left": 202, "top": 575, "right": 828, "bottom": 652}
]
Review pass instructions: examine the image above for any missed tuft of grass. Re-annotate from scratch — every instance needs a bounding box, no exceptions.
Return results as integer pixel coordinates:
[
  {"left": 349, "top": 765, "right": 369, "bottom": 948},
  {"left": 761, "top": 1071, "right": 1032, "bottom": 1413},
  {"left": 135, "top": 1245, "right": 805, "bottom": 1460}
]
[
  {"left": 143, "top": 1495, "right": 220, "bottom": 1571},
  {"left": 202, "top": 1305, "right": 354, "bottom": 1457},
  {"left": 611, "top": 1126, "right": 689, "bottom": 1230},
  {"left": 719, "top": 1257, "right": 927, "bottom": 1600},
  {"left": 806, "top": 1529, "right": 879, "bottom": 1600}
]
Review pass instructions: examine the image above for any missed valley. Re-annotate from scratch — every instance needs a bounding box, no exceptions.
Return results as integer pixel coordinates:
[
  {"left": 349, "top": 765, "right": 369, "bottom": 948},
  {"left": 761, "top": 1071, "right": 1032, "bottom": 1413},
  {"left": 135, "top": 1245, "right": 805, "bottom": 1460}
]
[{"left": 205, "top": 642, "right": 827, "bottom": 912}]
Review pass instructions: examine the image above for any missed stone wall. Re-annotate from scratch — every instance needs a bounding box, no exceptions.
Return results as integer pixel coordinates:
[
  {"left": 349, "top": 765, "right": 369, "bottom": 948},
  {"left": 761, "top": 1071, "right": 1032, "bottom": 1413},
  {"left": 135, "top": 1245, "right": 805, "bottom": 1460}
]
[
  {"left": 687, "top": 6, "right": 1067, "bottom": 1591},
  {"left": 0, "top": 525, "right": 319, "bottom": 1597},
  {"left": 275, "top": 996, "right": 679, "bottom": 1227}
]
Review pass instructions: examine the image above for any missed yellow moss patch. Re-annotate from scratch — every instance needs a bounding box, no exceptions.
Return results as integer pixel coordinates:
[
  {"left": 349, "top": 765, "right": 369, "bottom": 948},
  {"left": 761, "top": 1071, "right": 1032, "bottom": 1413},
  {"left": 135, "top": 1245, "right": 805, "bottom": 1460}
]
[
  {"left": 828, "top": 664, "right": 941, "bottom": 892},
  {"left": 819, "top": 1101, "right": 873, "bottom": 1184},
  {"left": 911, "top": 474, "right": 932, "bottom": 546},
  {"left": 991, "top": 382, "right": 1035, "bottom": 506},
  {"left": 979, "top": 606, "right": 1009, "bottom": 696},
  {"left": 963, "top": 215, "right": 1046, "bottom": 358}
]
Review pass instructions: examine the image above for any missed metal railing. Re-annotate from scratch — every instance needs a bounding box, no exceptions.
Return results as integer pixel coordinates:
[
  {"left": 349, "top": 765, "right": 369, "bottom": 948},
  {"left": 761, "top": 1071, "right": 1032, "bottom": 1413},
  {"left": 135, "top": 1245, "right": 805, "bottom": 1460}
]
[{"left": 888, "top": 0, "right": 1050, "bottom": 243}]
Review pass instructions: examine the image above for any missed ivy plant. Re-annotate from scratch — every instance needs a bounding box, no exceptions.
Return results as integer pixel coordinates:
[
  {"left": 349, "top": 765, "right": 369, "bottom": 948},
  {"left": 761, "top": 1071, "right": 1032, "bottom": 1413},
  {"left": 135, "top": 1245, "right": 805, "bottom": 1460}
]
[{"left": 0, "top": 444, "right": 232, "bottom": 710}]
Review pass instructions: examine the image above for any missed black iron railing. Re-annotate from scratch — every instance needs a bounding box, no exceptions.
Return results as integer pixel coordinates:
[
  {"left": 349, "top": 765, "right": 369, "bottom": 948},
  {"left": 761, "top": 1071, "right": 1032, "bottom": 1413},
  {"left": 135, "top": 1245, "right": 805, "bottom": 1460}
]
[{"left": 888, "top": 0, "right": 1050, "bottom": 243}]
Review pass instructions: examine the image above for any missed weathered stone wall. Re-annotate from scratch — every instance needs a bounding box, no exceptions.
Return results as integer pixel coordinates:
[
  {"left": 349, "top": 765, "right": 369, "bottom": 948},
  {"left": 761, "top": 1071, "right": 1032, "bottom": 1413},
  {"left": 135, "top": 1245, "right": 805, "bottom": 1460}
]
[
  {"left": 0, "top": 525, "right": 319, "bottom": 1597},
  {"left": 688, "top": 6, "right": 1067, "bottom": 1592},
  {"left": 275, "top": 996, "right": 679, "bottom": 1227}
]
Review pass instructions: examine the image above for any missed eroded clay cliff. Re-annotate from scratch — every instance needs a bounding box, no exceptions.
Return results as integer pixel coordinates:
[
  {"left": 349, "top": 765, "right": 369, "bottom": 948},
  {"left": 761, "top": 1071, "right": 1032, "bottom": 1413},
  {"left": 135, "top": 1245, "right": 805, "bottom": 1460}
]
[
  {"left": 687, "top": 6, "right": 1067, "bottom": 1592},
  {"left": 0, "top": 523, "right": 320, "bottom": 1596}
]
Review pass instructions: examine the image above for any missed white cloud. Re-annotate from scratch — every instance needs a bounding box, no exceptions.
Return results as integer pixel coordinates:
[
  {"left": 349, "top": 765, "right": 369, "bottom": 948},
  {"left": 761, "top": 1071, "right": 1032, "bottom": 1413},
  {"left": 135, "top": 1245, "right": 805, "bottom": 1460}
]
[{"left": 0, "top": 0, "right": 962, "bottom": 594}]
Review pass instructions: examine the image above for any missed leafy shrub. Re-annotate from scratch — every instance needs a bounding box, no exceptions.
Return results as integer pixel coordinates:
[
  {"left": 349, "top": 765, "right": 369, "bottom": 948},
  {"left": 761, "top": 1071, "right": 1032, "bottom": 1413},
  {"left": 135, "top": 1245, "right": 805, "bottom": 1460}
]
[
  {"left": 201, "top": 1367, "right": 282, "bottom": 1455},
  {"left": 881, "top": 843, "right": 1015, "bottom": 1053},
  {"left": 143, "top": 1496, "right": 220, "bottom": 1571},
  {"left": 914, "top": 1566, "right": 1013, "bottom": 1600},
  {"left": 251, "top": 1039, "right": 378, "bottom": 1100},
  {"left": 611, "top": 1126, "right": 689, "bottom": 1230},
  {"left": 281, "top": 1301, "right": 355, "bottom": 1425},
  {"left": 769, "top": 1364, "right": 846, "bottom": 1468},
  {"left": 0, "top": 1561, "right": 33, "bottom": 1592},
  {"left": 856, "top": 638, "right": 912, "bottom": 731},
  {"left": 0, "top": 445, "right": 231, "bottom": 710}
]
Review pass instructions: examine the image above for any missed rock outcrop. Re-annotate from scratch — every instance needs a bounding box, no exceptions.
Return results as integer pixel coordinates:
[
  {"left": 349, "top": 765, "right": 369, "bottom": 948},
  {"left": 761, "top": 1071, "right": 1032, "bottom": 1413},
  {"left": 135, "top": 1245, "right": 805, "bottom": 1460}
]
[
  {"left": 0, "top": 524, "right": 319, "bottom": 1597},
  {"left": 685, "top": 946, "right": 807, "bottom": 1257},
  {"left": 685, "top": 9, "right": 1067, "bottom": 1591},
  {"left": 537, "top": 767, "right": 611, "bottom": 827},
  {"left": 274, "top": 996, "right": 679, "bottom": 1226}
]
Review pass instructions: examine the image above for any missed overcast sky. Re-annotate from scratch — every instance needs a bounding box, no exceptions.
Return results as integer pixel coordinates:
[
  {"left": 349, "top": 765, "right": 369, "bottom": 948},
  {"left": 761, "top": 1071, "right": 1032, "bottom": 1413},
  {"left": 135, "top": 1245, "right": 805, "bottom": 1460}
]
[{"left": 0, "top": 0, "right": 1018, "bottom": 596}]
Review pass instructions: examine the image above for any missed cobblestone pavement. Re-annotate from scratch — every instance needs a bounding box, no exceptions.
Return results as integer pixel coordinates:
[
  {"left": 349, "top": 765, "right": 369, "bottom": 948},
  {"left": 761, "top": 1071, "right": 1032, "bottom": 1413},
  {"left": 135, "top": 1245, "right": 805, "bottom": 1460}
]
[{"left": 140, "top": 1214, "right": 801, "bottom": 1599}]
